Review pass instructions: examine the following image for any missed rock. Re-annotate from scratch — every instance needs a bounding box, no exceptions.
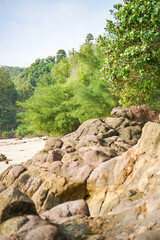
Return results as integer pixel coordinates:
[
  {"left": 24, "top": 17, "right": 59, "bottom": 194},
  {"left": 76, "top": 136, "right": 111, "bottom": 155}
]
[
  {"left": 104, "top": 117, "right": 125, "bottom": 129},
  {"left": 76, "top": 135, "right": 101, "bottom": 149},
  {"left": 0, "top": 216, "right": 28, "bottom": 236},
  {"left": 105, "top": 109, "right": 143, "bottom": 146},
  {"left": 61, "top": 151, "right": 83, "bottom": 164},
  {"left": 0, "top": 188, "right": 37, "bottom": 222},
  {"left": 0, "top": 154, "right": 7, "bottom": 161},
  {"left": 44, "top": 138, "right": 63, "bottom": 151},
  {"left": 57, "top": 215, "right": 93, "bottom": 240},
  {"left": 60, "top": 161, "right": 93, "bottom": 183},
  {"left": 16, "top": 215, "right": 49, "bottom": 235},
  {"left": 22, "top": 176, "right": 42, "bottom": 198},
  {"left": 102, "top": 136, "right": 132, "bottom": 155},
  {"left": 62, "top": 118, "right": 113, "bottom": 143},
  {"left": 136, "top": 121, "right": 160, "bottom": 156},
  {"left": 46, "top": 149, "right": 64, "bottom": 163},
  {"left": 3, "top": 165, "right": 26, "bottom": 187},
  {"left": 134, "top": 231, "right": 160, "bottom": 240},
  {"left": 130, "top": 106, "right": 160, "bottom": 125},
  {"left": 80, "top": 148, "right": 112, "bottom": 167},
  {"left": 111, "top": 107, "right": 133, "bottom": 119},
  {"left": 32, "top": 150, "right": 48, "bottom": 164},
  {"left": 24, "top": 224, "right": 60, "bottom": 240},
  {"left": 1, "top": 215, "right": 62, "bottom": 240},
  {"left": 0, "top": 108, "right": 159, "bottom": 239},
  {"left": 114, "top": 236, "right": 129, "bottom": 240},
  {"left": 42, "top": 199, "right": 89, "bottom": 223},
  {"left": 118, "top": 125, "right": 142, "bottom": 145},
  {"left": 87, "top": 122, "right": 160, "bottom": 224}
]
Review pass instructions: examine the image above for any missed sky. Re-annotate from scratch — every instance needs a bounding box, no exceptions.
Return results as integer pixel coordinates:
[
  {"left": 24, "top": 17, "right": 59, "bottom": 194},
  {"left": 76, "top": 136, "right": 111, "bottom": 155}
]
[{"left": 0, "top": 0, "right": 122, "bottom": 67}]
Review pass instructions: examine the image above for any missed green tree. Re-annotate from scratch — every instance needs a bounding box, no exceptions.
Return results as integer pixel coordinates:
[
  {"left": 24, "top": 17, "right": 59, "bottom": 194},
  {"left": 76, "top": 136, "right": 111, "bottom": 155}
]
[
  {"left": 17, "top": 39, "right": 118, "bottom": 136},
  {"left": 51, "top": 57, "right": 70, "bottom": 84},
  {"left": 100, "top": 0, "right": 160, "bottom": 107},
  {"left": 17, "top": 83, "right": 80, "bottom": 136},
  {"left": 56, "top": 49, "right": 67, "bottom": 63},
  {"left": 85, "top": 33, "right": 94, "bottom": 43},
  {"left": 15, "top": 56, "right": 56, "bottom": 101},
  {"left": 0, "top": 69, "right": 18, "bottom": 132}
]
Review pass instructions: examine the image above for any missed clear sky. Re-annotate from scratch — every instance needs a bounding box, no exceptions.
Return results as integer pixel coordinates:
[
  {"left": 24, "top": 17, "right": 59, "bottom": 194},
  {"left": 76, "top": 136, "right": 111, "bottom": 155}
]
[{"left": 0, "top": 0, "right": 122, "bottom": 67}]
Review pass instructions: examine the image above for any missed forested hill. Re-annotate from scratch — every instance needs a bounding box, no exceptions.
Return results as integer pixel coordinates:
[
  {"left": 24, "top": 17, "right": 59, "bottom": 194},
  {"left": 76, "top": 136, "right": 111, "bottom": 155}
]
[
  {"left": 0, "top": 0, "right": 159, "bottom": 138},
  {"left": 0, "top": 66, "right": 24, "bottom": 83}
]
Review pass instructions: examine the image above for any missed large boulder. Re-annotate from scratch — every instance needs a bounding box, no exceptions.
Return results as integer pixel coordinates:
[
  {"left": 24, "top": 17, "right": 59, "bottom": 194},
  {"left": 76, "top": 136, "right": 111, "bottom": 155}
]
[
  {"left": 87, "top": 122, "right": 160, "bottom": 237},
  {"left": 0, "top": 188, "right": 37, "bottom": 222}
]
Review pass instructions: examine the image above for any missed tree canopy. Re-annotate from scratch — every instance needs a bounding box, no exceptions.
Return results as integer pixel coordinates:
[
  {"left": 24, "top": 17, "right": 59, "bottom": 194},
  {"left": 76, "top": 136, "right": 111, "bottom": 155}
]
[
  {"left": 17, "top": 38, "right": 117, "bottom": 136},
  {"left": 100, "top": 0, "right": 160, "bottom": 107},
  {"left": 0, "top": 69, "right": 18, "bottom": 133}
]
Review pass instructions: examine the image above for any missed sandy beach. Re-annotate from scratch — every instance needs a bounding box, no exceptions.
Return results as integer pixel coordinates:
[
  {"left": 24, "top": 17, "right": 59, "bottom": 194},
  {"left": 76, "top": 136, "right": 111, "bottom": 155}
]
[{"left": 0, "top": 137, "right": 46, "bottom": 174}]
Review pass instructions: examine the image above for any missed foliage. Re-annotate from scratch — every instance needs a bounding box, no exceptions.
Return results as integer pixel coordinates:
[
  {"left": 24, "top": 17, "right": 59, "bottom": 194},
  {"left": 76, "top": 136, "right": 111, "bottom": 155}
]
[
  {"left": 0, "top": 68, "right": 18, "bottom": 132},
  {"left": 99, "top": 0, "right": 160, "bottom": 107},
  {"left": 17, "top": 39, "right": 118, "bottom": 136},
  {"left": 15, "top": 56, "right": 56, "bottom": 101},
  {"left": 0, "top": 66, "right": 24, "bottom": 83},
  {"left": 51, "top": 57, "right": 70, "bottom": 84},
  {"left": 85, "top": 33, "right": 94, "bottom": 43},
  {"left": 17, "top": 83, "right": 80, "bottom": 136},
  {"left": 56, "top": 49, "right": 67, "bottom": 63}
]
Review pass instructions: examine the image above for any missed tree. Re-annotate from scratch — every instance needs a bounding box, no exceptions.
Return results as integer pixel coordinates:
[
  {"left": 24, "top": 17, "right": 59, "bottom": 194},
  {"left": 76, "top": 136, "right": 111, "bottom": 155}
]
[
  {"left": 0, "top": 69, "right": 18, "bottom": 132},
  {"left": 56, "top": 49, "right": 67, "bottom": 63},
  {"left": 15, "top": 56, "right": 56, "bottom": 101},
  {"left": 17, "top": 41, "right": 118, "bottom": 136},
  {"left": 17, "top": 83, "right": 80, "bottom": 136},
  {"left": 100, "top": 0, "right": 160, "bottom": 107},
  {"left": 45, "top": 56, "right": 55, "bottom": 63},
  {"left": 51, "top": 57, "right": 70, "bottom": 84},
  {"left": 85, "top": 33, "right": 94, "bottom": 43}
]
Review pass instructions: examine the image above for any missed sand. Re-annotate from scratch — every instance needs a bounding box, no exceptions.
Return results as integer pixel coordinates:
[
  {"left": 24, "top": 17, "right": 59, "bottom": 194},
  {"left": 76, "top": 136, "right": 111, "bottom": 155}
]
[{"left": 0, "top": 137, "right": 46, "bottom": 175}]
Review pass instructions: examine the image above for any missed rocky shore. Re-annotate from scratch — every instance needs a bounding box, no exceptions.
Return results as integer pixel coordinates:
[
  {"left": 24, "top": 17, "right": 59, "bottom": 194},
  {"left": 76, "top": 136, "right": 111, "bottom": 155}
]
[{"left": 0, "top": 106, "right": 160, "bottom": 240}]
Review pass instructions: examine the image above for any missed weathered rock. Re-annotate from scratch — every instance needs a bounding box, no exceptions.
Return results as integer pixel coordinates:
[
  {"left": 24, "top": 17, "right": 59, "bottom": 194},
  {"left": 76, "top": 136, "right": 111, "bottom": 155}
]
[
  {"left": 24, "top": 224, "right": 59, "bottom": 240},
  {"left": 46, "top": 149, "right": 64, "bottom": 163},
  {"left": 130, "top": 106, "right": 160, "bottom": 125},
  {"left": 103, "top": 117, "right": 125, "bottom": 129},
  {"left": 0, "top": 215, "right": 62, "bottom": 240},
  {"left": 21, "top": 176, "right": 42, "bottom": 198},
  {"left": 0, "top": 216, "right": 28, "bottom": 236},
  {"left": 118, "top": 125, "right": 142, "bottom": 145},
  {"left": 2, "top": 165, "right": 26, "bottom": 187},
  {"left": 62, "top": 118, "right": 115, "bottom": 144},
  {"left": 134, "top": 231, "right": 160, "bottom": 240},
  {"left": 111, "top": 107, "right": 133, "bottom": 119},
  {"left": 0, "top": 188, "right": 37, "bottom": 222},
  {"left": 42, "top": 199, "right": 89, "bottom": 223},
  {"left": 76, "top": 135, "right": 101, "bottom": 149},
  {"left": 44, "top": 138, "right": 63, "bottom": 151},
  {"left": 136, "top": 121, "right": 160, "bottom": 156},
  {"left": 105, "top": 108, "right": 143, "bottom": 146},
  {"left": 0, "top": 108, "right": 159, "bottom": 239},
  {"left": 32, "top": 149, "right": 48, "bottom": 164},
  {"left": 85, "top": 121, "right": 160, "bottom": 238}
]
